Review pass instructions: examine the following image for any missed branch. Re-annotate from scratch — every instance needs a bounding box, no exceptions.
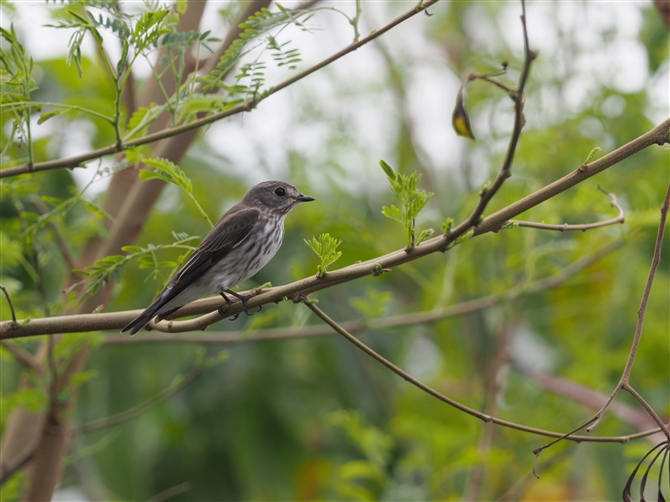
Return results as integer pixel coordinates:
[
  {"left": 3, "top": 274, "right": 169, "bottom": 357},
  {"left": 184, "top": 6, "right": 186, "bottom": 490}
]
[
  {"left": 510, "top": 186, "right": 624, "bottom": 232},
  {"left": 0, "top": 0, "right": 440, "bottom": 179},
  {"left": 517, "top": 365, "right": 667, "bottom": 444},
  {"left": 303, "top": 301, "right": 662, "bottom": 444},
  {"left": 0, "top": 236, "right": 624, "bottom": 340},
  {"left": 532, "top": 182, "right": 670, "bottom": 470},
  {"left": 474, "top": 118, "right": 670, "bottom": 236},
  {"left": 446, "top": 0, "right": 537, "bottom": 243},
  {"left": 0, "top": 285, "right": 17, "bottom": 324}
]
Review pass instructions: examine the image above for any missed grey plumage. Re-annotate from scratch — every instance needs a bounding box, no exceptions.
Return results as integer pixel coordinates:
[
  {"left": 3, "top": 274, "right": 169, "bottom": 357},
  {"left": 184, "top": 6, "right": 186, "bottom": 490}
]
[{"left": 122, "top": 181, "right": 314, "bottom": 335}]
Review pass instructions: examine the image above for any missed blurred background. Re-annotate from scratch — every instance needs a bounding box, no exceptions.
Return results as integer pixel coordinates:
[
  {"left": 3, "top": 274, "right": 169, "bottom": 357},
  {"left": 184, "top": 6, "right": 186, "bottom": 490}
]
[{"left": 1, "top": 0, "right": 669, "bottom": 500}]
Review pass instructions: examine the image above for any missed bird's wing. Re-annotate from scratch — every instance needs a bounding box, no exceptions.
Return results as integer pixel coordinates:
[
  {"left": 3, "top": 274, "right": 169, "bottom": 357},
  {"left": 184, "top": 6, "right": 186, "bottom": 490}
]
[{"left": 156, "top": 207, "right": 261, "bottom": 306}]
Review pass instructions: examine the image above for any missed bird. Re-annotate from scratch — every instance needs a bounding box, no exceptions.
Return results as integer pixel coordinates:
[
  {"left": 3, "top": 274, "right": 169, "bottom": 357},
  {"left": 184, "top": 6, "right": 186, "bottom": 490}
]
[{"left": 122, "top": 181, "right": 314, "bottom": 335}]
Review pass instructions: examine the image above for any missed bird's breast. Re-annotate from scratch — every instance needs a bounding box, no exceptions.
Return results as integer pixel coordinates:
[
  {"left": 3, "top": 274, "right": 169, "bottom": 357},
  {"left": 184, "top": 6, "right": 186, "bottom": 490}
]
[{"left": 199, "top": 214, "right": 286, "bottom": 293}]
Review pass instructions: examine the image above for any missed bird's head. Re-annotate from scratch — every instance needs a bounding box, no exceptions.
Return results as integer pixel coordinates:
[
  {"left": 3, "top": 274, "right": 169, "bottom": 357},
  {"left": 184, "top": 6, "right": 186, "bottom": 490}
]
[{"left": 243, "top": 181, "right": 315, "bottom": 215}]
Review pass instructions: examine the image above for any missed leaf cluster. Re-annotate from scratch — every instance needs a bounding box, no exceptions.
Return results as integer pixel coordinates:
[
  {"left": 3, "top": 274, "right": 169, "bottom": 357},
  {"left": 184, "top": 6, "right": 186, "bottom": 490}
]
[
  {"left": 326, "top": 410, "right": 394, "bottom": 500},
  {"left": 304, "top": 233, "right": 343, "bottom": 278},
  {"left": 140, "top": 158, "right": 213, "bottom": 227},
  {"left": 379, "top": 160, "right": 434, "bottom": 250},
  {"left": 200, "top": 6, "right": 312, "bottom": 94},
  {"left": 0, "top": 25, "right": 36, "bottom": 151},
  {"left": 267, "top": 36, "right": 301, "bottom": 70},
  {"left": 69, "top": 234, "right": 199, "bottom": 300}
]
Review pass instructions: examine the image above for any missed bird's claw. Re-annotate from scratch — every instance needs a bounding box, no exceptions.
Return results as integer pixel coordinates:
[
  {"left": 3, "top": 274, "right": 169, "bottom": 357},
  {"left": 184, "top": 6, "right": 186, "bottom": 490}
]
[
  {"left": 220, "top": 289, "right": 260, "bottom": 319},
  {"left": 241, "top": 301, "right": 262, "bottom": 316}
]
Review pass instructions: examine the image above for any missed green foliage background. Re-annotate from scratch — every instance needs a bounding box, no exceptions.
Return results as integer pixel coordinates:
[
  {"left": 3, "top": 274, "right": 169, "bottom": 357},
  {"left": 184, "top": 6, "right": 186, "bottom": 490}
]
[{"left": 1, "top": 1, "right": 668, "bottom": 500}]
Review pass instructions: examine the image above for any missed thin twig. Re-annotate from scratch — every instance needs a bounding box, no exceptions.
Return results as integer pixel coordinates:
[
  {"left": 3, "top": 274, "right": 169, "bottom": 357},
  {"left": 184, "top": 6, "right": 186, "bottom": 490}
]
[
  {"left": 303, "top": 301, "right": 664, "bottom": 444},
  {"left": 466, "top": 65, "right": 514, "bottom": 94},
  {"left": 623, "top": 384, "right": 670, "bottom": 435},
  {"left": 510, "top": 186, "right": 624, "bottom": 232},
  {"left": 532, "top": 182, "right": 670, "bottom": 469},
  {"left": 446, "top": 0, "right": 537, "bottom": 244},
  {"left": 0, "top": 285, "right": 17, "bottom": 324},
  {"left": 518, "top": 365, "right": 667, "bottom": 444},
  {"left": 0, "top": 0, "right": 440, "bottom": 179}
]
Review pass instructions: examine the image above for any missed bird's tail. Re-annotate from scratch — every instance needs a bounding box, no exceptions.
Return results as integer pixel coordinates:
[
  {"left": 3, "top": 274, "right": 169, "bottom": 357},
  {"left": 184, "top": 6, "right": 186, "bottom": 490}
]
[{"left": 122, "top": 297, "right": 179, "bottom": 335}]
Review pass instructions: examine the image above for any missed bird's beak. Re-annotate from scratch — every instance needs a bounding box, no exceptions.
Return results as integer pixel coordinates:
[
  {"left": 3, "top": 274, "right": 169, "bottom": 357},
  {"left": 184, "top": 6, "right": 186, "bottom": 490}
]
[{"left": 296, "top": 194, "right": 315, "bottom": 202}]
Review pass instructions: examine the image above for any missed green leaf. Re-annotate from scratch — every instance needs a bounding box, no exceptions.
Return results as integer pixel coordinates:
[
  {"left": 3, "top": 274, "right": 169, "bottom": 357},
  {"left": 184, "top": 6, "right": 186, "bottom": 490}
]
[
  {"left": 121, "top": 245, "right": 144, "bottom": 254},
  {"left": 583, "top": 146, "right": 602, "bottom": 165},
  {"left": 379, "top": 159, "right": 396, "bottom": 180},
  {"left": 381, "top": 205, "right": 404, "bottom": 223},
  {"left": 141, "top": 157, "right": 191, "bottom": 192},
  {"left": 441, "top": 217, "right": 454, "bottom": 236},
  {"left": 135, "top": 157, "right": 213, "bottom": 227},
  {"left": 0, "top": 469, "right": 26, "bottom": 502},
  {"left": 415, "top": 228, "right": 434, "bottom": 246},
  {"left": 379, "top": 161, "right": 434, "bottom": 250},
  {"left": 1, "top": 388, "right": 47, "bottom": 422},
  {"left": 37, "top": 109, "right": 63, "bottom": 124},
  {"left": 328, "top": 410, "right": 394, "bottom": 469}
]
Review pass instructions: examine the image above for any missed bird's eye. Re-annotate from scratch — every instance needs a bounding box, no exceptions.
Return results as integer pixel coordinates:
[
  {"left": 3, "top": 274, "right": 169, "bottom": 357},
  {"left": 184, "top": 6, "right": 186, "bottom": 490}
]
[{"left": 274, "top": 187, "right": 286, "bottom": 197}]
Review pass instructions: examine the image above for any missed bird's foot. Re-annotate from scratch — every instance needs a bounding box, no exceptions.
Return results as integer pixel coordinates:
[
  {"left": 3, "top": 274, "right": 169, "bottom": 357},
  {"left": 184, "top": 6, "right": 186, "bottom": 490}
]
[{"left": 223, "top": 289, "right": 261, "bottom": 316}]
